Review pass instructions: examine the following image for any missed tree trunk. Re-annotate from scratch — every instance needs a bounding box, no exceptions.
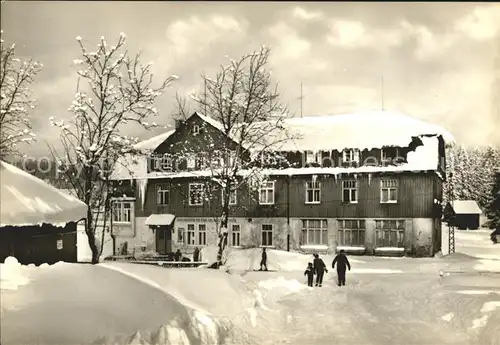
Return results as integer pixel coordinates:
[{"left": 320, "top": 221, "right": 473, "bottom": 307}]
[
  {"left": 86, "top": 208, "right": 100, "bottom": 264},
  {"left": 213, "top": 203, "right": 230, "bottom": 269}
]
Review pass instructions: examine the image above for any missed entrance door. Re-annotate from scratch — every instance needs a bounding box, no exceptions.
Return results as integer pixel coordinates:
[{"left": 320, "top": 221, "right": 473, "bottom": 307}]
[{"left": 155, "top": 225, "right": 172, "bottom": 254}]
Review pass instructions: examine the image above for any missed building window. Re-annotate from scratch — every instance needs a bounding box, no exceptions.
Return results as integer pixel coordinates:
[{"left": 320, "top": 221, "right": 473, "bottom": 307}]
[
  {"left": 342, "top": 149, "right": 360, "bottom": 164},
  {"left": 231, "top": 224, "right": 241, "bottom": 247},
  {"left": 177, "top": 227, "right": 185, "bottom": 243},
  {"left": 261, "top": 224, "right": 273, "bottom": 246},
  {"left": 305, "top": 179, "right": 321, "bottom": 204},
  {"left": 193, "top": 124, "right": 200, "bottom": 135},
  {"left": 160, "top": 155, "right": 172, "bottom": 171},
  {"left": 305, "top": 150, "right": 319, "bottom": 164},
  {"left": 259, "top": 181, "right": 275, "bottom": 205},
  {"left": 156, "top": 185, "right": 169, "bottom": 205},
  {"left": 301, "top": 219, "right": 328, "bottom": 245},
  {"left": 189, "top": 183, "right": 204, "bottom": 206},
  {"left": 380, "top": 179, "right": 398, "bottom": 203},
  {"left": 338, "top": 219, "right": 365, "bottom": 246},
  {"left": 112, "top": 201, "right": 132, "bottom": 223},
  {"left": 221, "top": 188, "right": 237, "bottom": 205},
  {"left": 375, "top": 220, "right": 405, "bottom": 247},
  {"left": 342, "top": 180, "right": 358, "bottom": 203},
  {"left": 198, "top": 224, "right": 207, "bottom": 245},
  {"left": 186, "top": 156, "right": 196, "bottom": 169},
  {"left": 187, "top": 224, "right": 196, "bottom": 245}
]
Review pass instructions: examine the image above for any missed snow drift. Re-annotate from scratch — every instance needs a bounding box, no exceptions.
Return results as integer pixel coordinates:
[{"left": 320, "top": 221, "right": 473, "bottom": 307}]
[{"left": 0, "top": 256, "right": 31, "bottom": 291}]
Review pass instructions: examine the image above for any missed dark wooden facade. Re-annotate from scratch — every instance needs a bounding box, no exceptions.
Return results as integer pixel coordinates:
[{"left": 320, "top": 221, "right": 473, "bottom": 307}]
[{"left": 0, "top": 222, "right": 78, "bottom": 265}]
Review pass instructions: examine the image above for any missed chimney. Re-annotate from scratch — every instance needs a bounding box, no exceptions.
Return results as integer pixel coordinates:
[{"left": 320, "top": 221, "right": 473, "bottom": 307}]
[{"left": 174, "top": 119, "right": 183, "bottom": 129}]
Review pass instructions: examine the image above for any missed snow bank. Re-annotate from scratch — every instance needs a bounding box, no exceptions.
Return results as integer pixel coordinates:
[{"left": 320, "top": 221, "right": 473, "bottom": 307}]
[
  {"left": 258, "top": 276, "right": 309, "bottom": 295},
  {"left": 474, "top": 259, "right": 500, "bottom": 272},
  {"left": 0, "top": 257, "right": 30, "bottom": 291}
]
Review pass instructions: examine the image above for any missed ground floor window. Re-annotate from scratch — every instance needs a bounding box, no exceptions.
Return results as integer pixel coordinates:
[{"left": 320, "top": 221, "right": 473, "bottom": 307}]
[
  {"left": 231, "top": 224, "right": 241, "bottom": 247},
  {"left": 338, "top": 219, "right": 366, "bottom": 246},
  {"left": 301, "top": 219, "right": 328, "bottom": 245},
  {"left": 375, "top": 219, "right": 405, "bottom": 247},
  {"left": 261, "top": 224, "right": 273, "bottom": 246},
  {"left": 179, "top": 224, "right": 208, "bottom": 246},
  {"left": 198, "top": 224, "right": 207, "bottom": 245},
  {"left": 112, "top": 200, "right": 132, "bottom": 223}
]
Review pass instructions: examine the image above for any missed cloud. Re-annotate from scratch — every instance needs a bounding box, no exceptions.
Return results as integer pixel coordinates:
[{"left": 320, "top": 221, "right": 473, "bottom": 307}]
[
  {"left": 326, "top": 19, "right": 404, "bottom": 50},
  {"left": 292, "top": 7, "right": 324, "bottom": 21},
  {"left": 266, "top": 22, "right": 311, "bottom": 61},
  {"left": 454, "top": 4, "right": 500, "bottom": 41}
]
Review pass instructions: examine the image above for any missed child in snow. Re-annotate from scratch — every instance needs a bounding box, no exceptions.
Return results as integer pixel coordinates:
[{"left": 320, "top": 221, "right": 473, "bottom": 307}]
[
  {"left": 313, "top": 253, "right": 328, "bottom": 287},
  {"left": 259, "top": 248, "right": 268, "bottom": 271},
  {"left": 304, "top": 262, "right": 315, "bottom": 287}
]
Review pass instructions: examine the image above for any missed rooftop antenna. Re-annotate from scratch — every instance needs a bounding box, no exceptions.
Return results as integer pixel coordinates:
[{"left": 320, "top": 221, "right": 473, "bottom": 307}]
[
  {"left": 381, "top": 76, "right": 385, "bottom": 111},
  {"left": 297, "top": 82, "right": 304, "bottom": 118},
  {"left": 203, "top": 73, "right": 207, "bottom": 116}
]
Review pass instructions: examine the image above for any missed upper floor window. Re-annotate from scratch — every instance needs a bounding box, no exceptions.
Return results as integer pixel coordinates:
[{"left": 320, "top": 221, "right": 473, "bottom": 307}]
[
  {"left": 112, "top": 200, "right": 132, "bottom": 223},
  {"left": 156, "top": 184, "right": 169, "bottom": 205},
  {"left": 305, "top": 179, "right": 321, "bottom": 204},
  {"left": 186, "top": 155, "right": 196, "bottom": 169},
  {"left": 222, "top": 188, "right": 237, "bottom": 205},
  {"left": 259, "top": 181, "right": 275, "bottom": 205},
  {"left": 342, "top": 149, "right": 360, "bottom": 164},
  {"left": 189, "top": 183, "right": 205, "bottom": 206},
  {"left": 342, "top": 179, "right": 358, "bottom": 204},
  {"left": 192, "top": 124, "right": 200, "bottom": 135},
  {"left": 381, "top": 147, "right": 400, "bottom": 165},
  {"left": 380, "top": 179, "right": 398, "bottom": 203},
  {"left": 160, "top": 155, "right": 172, "bottom": 172},
  {"left": 305, "top": 150, "right": 320, "bottom": 165}
]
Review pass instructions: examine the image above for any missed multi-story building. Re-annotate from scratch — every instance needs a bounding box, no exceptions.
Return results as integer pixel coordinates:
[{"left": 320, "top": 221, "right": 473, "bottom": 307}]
[{"left": 110, "top": 111, "right": 454, "bottom": 257}]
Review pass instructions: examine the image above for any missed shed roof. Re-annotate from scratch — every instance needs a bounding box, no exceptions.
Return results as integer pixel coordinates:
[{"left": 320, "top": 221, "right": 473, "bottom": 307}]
[
  {"left": 0, "top": 161, "right": 88, "bottom": 227},
  {"left": 449, "top": 200, "right": 482, "bottom": 215}
]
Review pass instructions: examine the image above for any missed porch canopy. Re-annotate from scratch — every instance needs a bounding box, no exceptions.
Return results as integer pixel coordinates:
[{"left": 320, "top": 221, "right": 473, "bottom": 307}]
[
  {"left": 145, "top": 214, "right": 176, "bottom": 227},
  {"left": 0, "top": 160, "right": 88, "bottom": 227}
]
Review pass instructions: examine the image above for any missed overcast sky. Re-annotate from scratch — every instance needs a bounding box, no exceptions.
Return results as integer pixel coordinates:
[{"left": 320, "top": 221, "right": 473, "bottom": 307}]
[{"left": 2, "top": 1, "right": 500, "bottom": 156}]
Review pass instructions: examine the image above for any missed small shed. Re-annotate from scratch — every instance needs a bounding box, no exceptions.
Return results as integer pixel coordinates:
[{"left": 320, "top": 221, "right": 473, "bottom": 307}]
[
  {"left": 0, "top": 161, "right": 88, "bottom": 265},
  {"left": 443, "top": 200, "right": 482, "bottom": 230}
]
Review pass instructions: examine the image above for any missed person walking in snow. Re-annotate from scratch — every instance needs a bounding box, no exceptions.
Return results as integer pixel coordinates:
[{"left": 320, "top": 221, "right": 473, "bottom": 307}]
[
  {"left": 259, "top": 248, "right": 268, "bottom": 271},
  {"left": 193, "top": 247, "right": 200, "bottom": 262},
  {"left": 332, "top": 249, "right": 351, "bottom": 286},
  {"left": 304, "top": 262, "right": 315, "bottom": 287},
  {"left": 313, "top": 254, "right": 327, "bottom": 287}
]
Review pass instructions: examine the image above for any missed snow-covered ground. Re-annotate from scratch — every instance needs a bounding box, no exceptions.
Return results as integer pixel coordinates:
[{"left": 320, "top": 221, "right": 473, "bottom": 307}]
[{"left": 2, "top": 229, "right": 499, "bottom": 345}]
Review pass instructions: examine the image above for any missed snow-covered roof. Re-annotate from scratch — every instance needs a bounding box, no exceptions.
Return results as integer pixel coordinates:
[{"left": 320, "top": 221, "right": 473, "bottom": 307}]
[
  {"left": 145, "top": 213, "right": 176, "bottom": 226},
  {"left": 134, "top": 129, "right": 176, "bottom": 150},
  {"left": 449, "top": 200, "right": 482, "bottom": 214},
  {"left": 194, "top": 112, "right": 226, "bottom": 133},
  {"left": 0, "top": 161, "right": 88, "bottom": 227},
  {"left": 260, "top": 110, "right": 455, "bottom": 152}
]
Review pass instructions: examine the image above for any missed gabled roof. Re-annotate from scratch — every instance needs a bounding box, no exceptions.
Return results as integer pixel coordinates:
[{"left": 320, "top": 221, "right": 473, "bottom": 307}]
[
  {"left": 134, "top": 129, "right": 176, "bottom": 151},
  {"left": 449, "top": 200, "right": 482, "bottom": 214}
]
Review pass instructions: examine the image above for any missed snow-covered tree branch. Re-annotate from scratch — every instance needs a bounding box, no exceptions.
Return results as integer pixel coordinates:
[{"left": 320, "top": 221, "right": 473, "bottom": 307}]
[
  {"left": 49, "top": 33, "right": 177, "bottom": 263},
  {"left": 176, "top": 46, "right": 298, "bottom": 268},
  {"left": 0, "top": 30, "right": 42, "bottom": 159}
]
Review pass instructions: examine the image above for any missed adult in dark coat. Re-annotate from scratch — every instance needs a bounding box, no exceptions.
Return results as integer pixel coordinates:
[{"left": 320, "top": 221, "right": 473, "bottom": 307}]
[
  {"left": 193, "top": 247, "right": 200, "bottom": 262},
  {"left": 332, "top": 249, "right": 351, "bottom": 286},
  {"left": 174, "top": 249, "right": 182, "bottom": 261},
  {"left": 491, "top": 225, "right": 499, "bottom": 244},
  {"left": 313, "top": 254, "right": 328, "bottom": 287},
  {"left": 259, "top": 248, "right": 268, "bottom": 271}
]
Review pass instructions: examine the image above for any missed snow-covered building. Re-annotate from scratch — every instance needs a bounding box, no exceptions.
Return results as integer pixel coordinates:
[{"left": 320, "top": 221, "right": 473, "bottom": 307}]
[
  {"left": 0, "top": 161, "right": 88, "bottom": 264},
  {"left": 110, "top": 111, "right": 454, "bottom": 257},
  {"left": 443, "top": 200, "right": 482, "bottom": 230}
]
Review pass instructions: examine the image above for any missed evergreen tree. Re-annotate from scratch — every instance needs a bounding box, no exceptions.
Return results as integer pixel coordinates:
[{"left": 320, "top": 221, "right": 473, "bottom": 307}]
[{"left": 485, "top": 169, "right": 500, "bottom": 229}]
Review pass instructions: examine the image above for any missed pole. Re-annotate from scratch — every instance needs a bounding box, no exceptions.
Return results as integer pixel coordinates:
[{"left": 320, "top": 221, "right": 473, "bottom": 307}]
[
  {"left": 204, "top": 78, "right": 207, "bottom": 115},
  {"left": 448, "top": 172, "right": 455, "bottom": 254}
]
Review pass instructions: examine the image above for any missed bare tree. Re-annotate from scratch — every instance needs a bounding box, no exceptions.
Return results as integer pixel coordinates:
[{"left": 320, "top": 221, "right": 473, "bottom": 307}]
[
  {"left": 175, "top": 46, "right": 297, "bottom": 268},
  {"left": 50, "top": 33, "right": 177, "bottom": 263},
  {"left": 0, "top": 30, "right": 42, "bottom": 158}
]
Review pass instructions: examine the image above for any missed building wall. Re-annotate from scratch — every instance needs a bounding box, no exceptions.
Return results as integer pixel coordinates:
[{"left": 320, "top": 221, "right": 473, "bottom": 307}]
[{"left": 113, "top": 215, "right": 436, "bottom": 257}]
